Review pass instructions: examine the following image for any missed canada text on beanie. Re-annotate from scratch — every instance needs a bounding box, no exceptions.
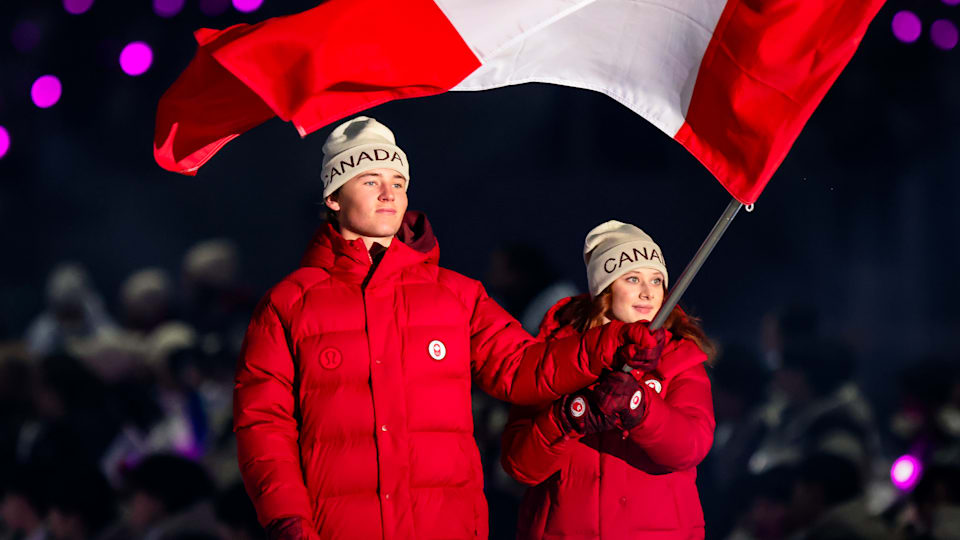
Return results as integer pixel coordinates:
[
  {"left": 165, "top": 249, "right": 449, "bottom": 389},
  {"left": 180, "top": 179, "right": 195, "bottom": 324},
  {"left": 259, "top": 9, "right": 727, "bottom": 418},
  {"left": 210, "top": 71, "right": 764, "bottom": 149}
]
[
  {"left": 321, "top": 116, "right": 409, "bottom": 197},
  {"left": 583, "top": 220, "right": 668, "bottom": 297}
]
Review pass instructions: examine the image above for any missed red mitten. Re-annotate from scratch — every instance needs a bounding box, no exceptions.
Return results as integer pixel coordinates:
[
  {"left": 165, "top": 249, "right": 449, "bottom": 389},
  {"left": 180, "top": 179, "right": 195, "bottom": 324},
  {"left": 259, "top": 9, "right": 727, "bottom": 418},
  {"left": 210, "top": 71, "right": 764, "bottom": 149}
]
[
  {"left": 553, "top": 392, "right": 618, "bottom": 436},
  {"left": 589, "top": 371, "right": 648, "bottom": 430},
  {"left": 616, "top": 323, "right": 670, "bottom": 372}
]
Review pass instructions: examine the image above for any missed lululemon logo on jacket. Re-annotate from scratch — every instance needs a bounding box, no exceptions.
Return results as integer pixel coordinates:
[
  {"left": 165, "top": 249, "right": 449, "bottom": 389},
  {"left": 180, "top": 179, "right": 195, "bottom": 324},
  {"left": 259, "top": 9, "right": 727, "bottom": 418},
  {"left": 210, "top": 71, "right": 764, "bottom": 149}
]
[
  {"left": 570, "top": 396, "right": 586, "bottom": 418},
  {"left": 319, "top": 347, "right": 342, "bottom": 370},
  {"left": 630, "top": 390, "right": 643, "bottom": 410},
  {"left": 428, "top": 340, "right": 446, "bottom": 361},
  {"left": 645, "top": 379, "right": 662, "bottom": 394}
]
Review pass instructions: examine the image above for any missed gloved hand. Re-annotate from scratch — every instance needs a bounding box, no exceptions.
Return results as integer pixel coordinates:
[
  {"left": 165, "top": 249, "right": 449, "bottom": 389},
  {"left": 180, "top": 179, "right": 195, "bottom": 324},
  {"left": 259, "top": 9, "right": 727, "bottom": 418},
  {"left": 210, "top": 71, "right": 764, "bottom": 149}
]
[
  {"left": 553, "top": 391, "right": 618, "bottom": 436},
  {"left": 590, "top": 370, "right": 648, "bottom": 430},
  {"left": 267, "top": 517, "right": 321, "bottom": 540},
  {"left": 616, "top": 322, "right": 670, "bottom": 372}
]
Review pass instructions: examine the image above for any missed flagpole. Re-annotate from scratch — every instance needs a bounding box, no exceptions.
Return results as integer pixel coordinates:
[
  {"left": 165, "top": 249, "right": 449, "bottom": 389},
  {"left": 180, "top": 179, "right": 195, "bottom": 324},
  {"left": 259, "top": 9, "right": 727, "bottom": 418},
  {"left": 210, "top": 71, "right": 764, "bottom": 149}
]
[{"left": 624, "top": 197, "right": 743, "bottom": 372}]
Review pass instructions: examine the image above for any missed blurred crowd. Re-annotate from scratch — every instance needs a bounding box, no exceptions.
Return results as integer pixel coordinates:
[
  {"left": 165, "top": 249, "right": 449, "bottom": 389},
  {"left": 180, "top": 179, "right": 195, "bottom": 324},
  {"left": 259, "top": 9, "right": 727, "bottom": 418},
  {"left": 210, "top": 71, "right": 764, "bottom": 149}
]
[
  {"left": 2, "top": 240, "right": 959, "bottom": 540},
  {"left": 1, "top": 239, "right": 258, "bottom": 540}
]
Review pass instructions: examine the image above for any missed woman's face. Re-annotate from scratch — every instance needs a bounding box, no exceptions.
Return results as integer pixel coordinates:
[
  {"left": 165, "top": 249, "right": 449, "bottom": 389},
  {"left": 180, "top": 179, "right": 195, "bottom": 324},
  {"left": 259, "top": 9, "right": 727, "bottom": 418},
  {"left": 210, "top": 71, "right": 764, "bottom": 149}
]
[{"left": 607, "top": 268, "right": 665, "bottom": 323}]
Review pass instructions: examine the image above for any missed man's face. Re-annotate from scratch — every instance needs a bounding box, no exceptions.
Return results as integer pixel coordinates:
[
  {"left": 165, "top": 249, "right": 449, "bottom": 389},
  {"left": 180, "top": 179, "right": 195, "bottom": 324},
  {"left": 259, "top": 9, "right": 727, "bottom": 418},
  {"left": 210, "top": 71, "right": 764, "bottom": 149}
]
[{"left": 326, "top": 168, "right": 408, "bottom": 241}]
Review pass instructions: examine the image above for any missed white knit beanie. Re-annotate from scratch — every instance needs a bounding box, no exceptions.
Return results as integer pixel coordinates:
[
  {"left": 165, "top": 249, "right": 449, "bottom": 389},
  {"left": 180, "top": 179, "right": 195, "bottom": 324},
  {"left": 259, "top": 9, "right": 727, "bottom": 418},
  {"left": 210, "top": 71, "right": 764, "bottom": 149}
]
[
  {"left": 583, "top": 221, "right": 668, "bottom": 297},
  {"left": 321, "top": 116, "right": 409, "bottom": 198}
]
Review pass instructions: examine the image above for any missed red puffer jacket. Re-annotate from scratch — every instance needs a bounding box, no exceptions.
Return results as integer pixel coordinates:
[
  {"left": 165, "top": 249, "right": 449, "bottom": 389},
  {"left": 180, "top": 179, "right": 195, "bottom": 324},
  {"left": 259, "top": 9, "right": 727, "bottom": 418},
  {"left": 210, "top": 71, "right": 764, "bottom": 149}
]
[
  {"left": 502, "top": 297, "right": 715, "bottom": 540},
  {"left": 234, "top": 213, "right": 625, "bottom": 540}
]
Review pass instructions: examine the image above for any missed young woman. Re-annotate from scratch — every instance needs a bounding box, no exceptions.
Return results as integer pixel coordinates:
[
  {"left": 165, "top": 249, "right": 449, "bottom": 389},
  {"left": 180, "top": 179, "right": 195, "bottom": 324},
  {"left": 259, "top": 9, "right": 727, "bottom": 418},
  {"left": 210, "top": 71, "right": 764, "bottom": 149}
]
[{"left": 501, "top": 220, "right": 717, "bottom": 539}]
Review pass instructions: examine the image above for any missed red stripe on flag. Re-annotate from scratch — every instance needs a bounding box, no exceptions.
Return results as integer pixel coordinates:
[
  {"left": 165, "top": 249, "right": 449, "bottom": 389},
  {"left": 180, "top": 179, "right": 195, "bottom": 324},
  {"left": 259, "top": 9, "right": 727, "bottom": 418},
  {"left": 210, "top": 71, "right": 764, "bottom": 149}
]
[
  {"left": 153, "top": 37, "right": 275, "bottom": 175},
  {"left": 154, "top": 0, "right": 480, "bottom": 175},
  {"left": 675, "top": 0, "right": 885, "bottom": 204}
]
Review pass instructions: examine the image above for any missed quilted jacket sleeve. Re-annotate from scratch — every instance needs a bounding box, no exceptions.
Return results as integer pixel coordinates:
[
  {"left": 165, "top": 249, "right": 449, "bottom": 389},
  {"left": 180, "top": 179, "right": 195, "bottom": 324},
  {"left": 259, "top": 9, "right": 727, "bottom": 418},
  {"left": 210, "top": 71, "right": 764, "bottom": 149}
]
[
  {"left": 234, "top": 298, "right": 314, "bottom": 527},
  {"left": 627, "top": 361, "right": 716, "bottom": 471},
  {"left": 500, "top": 402, "right": 580, "bottom": 486},
  {"left": 468, "top": 283, "right": 622, "bottom": 405}
]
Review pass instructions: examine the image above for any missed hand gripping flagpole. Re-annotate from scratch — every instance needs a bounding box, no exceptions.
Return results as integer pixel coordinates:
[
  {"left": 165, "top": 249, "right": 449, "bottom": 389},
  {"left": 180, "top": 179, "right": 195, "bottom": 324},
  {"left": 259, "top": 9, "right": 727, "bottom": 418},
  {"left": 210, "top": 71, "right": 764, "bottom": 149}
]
[{"left": 623, "top": 197, "right": 744, "bottom": 373}]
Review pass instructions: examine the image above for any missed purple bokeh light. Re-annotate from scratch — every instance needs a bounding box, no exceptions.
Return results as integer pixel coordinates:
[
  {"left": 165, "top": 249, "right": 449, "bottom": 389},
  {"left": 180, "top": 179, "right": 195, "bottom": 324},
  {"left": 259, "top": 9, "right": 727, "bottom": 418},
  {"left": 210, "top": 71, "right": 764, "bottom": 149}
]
[
  {"left": 120, "top": 42, "right": 154, "bottom": 76},
  {"left": 153, "top": 0, "right": 185, "bottom": 17},
  {"left": 233, "top": 0, "right": 263, "bottom": 13},
  {"left": 943, "top": 0, "right": 960, "bottom": 6},
  {"left": 31, "top": 75, "right": 62, "bottom": 109},
  {"left": 931, "top": 20, "right": 959, "bottom": 50},
  {"left": 0, "top": 127, "right": 9, "bottom": 160},
  {"left": 891, "top": 455, "right": 922, "bottom": 490},
  {"left": 11, "top": 20, "right": 42, "bottom": 53},
  {"left": 892, "top": 11, "right": 923, "bottom": 43},
  {"left": 63, "top": 0, "right": 94, "bottom": 15},
  {"left": 199, "top": 0, "right": 231, "bottom": 16}
]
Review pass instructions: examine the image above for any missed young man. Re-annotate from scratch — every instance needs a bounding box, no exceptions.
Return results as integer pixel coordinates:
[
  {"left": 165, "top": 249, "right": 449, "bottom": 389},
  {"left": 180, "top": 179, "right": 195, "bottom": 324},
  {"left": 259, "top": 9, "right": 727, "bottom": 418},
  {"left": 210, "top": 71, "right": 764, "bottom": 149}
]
[{"left": 234, "top": 117, "right": 658, "bottom": 540}]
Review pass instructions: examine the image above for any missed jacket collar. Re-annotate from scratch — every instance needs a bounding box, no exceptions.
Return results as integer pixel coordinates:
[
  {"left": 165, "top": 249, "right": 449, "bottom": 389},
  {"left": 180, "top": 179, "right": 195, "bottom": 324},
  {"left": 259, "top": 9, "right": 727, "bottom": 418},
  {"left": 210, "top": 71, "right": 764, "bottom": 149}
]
[{"left": 299, "top": 210, "right": 439, "bottom": 285}]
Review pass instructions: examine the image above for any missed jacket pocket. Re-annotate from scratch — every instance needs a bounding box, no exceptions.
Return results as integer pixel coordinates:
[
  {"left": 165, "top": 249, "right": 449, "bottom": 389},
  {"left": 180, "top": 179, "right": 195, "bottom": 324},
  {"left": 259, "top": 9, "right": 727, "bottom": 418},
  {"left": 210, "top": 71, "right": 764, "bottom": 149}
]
[
  {"left": 622, "top": 468, "right": 684, "bottom": 530},
  {"left": 517, "top": 478, "right": 555, "bottom": 540},
  {"left": 543, "top": 458, "right": 601, "bottom": 536}
]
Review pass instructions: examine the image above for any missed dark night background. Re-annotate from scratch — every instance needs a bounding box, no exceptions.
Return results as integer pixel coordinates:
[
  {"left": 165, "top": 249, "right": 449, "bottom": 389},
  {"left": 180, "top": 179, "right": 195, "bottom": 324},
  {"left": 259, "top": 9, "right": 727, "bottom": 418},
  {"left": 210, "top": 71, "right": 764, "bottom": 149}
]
[
  {"left": 3, "top": 0, "right": 958, "bottom": 411},
  {"left": 1, "top": 1, "right": 959, "bottom": 539}
]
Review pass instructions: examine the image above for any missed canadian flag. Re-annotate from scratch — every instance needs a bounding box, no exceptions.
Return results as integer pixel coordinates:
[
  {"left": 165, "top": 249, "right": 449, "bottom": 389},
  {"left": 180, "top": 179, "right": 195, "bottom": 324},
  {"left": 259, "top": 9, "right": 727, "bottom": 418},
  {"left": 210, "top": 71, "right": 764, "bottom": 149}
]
[{"left": 154, "top": 0, "right": 885, "bottom": 204}]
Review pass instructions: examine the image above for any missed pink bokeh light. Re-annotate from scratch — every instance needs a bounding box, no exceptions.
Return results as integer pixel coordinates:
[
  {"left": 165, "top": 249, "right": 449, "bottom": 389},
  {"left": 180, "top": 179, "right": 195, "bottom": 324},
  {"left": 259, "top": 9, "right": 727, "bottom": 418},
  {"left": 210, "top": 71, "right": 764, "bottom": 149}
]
[
  {"left": 63, "top": 0, "right": 94, "bottom": 15},
  {"left": 0, "top": 126, "right": 9, "bottom": 160},
  {"left": 891, "top": 455, "right": 922, "bottom": 490},
  {"left": 153, "top": 0, "right": 185, "bottom": 17},
  {"left": 120, "top": 42, "right": 154, "bottom": 76},
  {"left": 233, "top": 0, "right": 263, "bottom": 13},
  {"left": 31, "top": 75, "right": 62, "bottom": 109},
  {"left": 931, "top": 20, "right": 959, "bottom": 50},
  {"left": 892, "top": 11, "right": 923, "bottom": 43}
]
